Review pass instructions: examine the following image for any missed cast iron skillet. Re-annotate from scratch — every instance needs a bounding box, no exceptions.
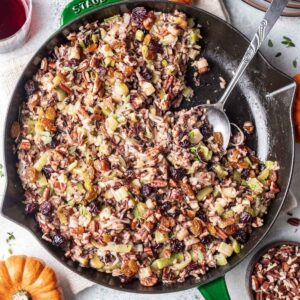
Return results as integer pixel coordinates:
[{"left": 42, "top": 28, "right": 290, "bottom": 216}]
[{"left": 1, "top": 0, "right": 296, "bottom": 296}]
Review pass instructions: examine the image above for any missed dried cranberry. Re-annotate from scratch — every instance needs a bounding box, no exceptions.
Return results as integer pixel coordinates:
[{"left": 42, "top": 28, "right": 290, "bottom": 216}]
[
  {"left": 124, "top": 169, "right": 135, "bottom": 180},
  {"left": 88, "top": 201, "right": 100, "bottom": 214},
  {"left": 42, "top": 165, "right": 53, "bottom": 179},
  {"left": 141, "top": 68, "right": 153, "bottom": 81},
  {"left": 120, "top": 275, "right": 134, "bottom": 283},
  {"left": 241, "top": 168, "right": 250, "bottom": 179},
  {"left": 258, "top": 164, "right": 266, "bottom": 172},
  {"left": 206, "top": 162, "right": 213, "bottom": 172},
  {"left": 200, "top": 234, "right": 214, "bottom": 245},
  {"left": 25, "top": 203, "right": 39, "bottom": 215},
  {"left": 39, "top": 201, "right": 52, "bottom": 216},
  {"left": 48, "top": 51, "right": 57, "bottom": 62},
  {"left": 167, "top": 209, "right": 180, "bottom": 218},
  {"left": 170, "top": 239, "right": 185, "bottom": 253},
  {"left": 68, "top": 58, "right": 79, "bottom": 67},
  {"left": 239, "top": 212, "right": 252, "bottom": 224},
  {"left": 179, "top": 139, "right": 191, "bottom": 148},
  {"left": 50, "top": 133, "right": 60, "bottom": 149},
  {"left": 131, "top": 7, "right": 147, "bottom": 26},
  {"left": 234, "top": 229, "right": 249, "bottom": 244},
  {"left": 160, "top": 201, "right": 172, "bottom": 213},
  {"left": 102, "top": 253, "right": 113, "bottom": 263},
  {"left": 170, "top": 166, "right": 186, "bottom": 181},
  {"left": 52, "top": 234, "right": 68, "bottom": 249},
  {"left": 200, "top": 124, "right": 213, "bottom": 140},
  {"left": 24, "top": 80, "right": 38, "bottom": 97},
  {"left": 186, "top": 262, "right": 200, "bottom": 272},
  {"left": 148, "top": 39, "right": 162, "bottom": 54},
  {"left": 178, "top": 131, "right": 187, "bottom": 141},
  {"left": 197, "top": 209, "right": 208, "bottom": 222},
  {"left": 141, "top": 184, "right": 153, "bottom": 197}
]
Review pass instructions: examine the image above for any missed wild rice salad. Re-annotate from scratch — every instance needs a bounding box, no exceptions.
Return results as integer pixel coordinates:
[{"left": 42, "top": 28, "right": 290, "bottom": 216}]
[{"left": 15, "top": 8, "right": 280, "bottom": 286}]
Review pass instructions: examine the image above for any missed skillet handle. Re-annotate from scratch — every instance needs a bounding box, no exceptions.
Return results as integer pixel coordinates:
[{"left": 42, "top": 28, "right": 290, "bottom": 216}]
[
  {"left": 61, "top": 0, "right": 123, "bottom": 26},
  {"left": 198, "top": 277, "right": 231, "bottom": 300}
]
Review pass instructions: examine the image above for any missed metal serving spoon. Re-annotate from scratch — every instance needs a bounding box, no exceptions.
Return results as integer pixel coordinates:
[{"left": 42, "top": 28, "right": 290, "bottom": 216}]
[{"left": 206, "top": 0, "right": 289, "bottom": 149}]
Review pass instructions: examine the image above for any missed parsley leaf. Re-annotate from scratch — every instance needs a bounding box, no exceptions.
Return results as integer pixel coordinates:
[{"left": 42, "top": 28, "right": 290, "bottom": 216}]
[
  {"left": 268, "top": 39, "right": 273, "bottom": 47},
  {"left": 281, "top": 36, "right": 296, "bottom": 48},
  {"left": 293, "top": 59, "right": 297, "bottom": 68},
  {"left": 0, "top": 163, "right": 4, "bottom": 178}
]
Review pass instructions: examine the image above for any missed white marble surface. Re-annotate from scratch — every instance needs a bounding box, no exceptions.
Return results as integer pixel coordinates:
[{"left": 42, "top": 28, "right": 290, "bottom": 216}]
[{"left": 0, "top": 1, "right": 299, "bottom": 300}]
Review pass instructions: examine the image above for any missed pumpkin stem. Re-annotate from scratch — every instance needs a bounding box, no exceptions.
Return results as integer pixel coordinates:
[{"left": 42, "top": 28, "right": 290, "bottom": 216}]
[{"left": 12, "top": 290, "right": 32, "bottom": 300}]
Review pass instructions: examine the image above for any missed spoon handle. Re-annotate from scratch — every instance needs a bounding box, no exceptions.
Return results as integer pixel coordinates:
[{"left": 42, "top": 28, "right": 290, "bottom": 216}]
[{"left": 218, "top": 0, "right": 289, "bottom": 107}]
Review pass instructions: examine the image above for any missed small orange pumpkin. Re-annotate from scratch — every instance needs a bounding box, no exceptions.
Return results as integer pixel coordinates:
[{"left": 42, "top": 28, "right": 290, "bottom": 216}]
[
  {"left": 293, "top": 74, "right": 300, "bottom": 142},
  {"left": 0, "top": 256, "right": 63, "bottom": 300}
]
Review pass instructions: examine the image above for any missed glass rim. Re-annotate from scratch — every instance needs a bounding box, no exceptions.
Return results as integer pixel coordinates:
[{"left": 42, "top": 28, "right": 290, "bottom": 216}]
[{"left": 0, "top": 0, "right": 33, "bottom": 43}]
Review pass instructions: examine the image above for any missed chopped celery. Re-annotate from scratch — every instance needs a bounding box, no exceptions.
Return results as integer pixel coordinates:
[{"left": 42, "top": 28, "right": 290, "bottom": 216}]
[
  {"left": 75, "top": 256, "right": 89, "bottom": 267},
  {"left": 151, "top": 253, "right": 184, "bottom": 270},
  {"left": 77, "top": 183, "right": 86, "bottom": 194},
  {"left": 213, "top": 164, "right": 228, "bottom": 179},
  {"left": 79, "top": 205, "right": 92, "bottom": 226},
  {"left": 161, "top": 59, "right": 168, "bottom": 67},
  {"left": 90, "top": 254, "right": 104, "bottom": 269},
  {"left": 56, "top": 87, "right": 67, "bottom": 101},
  {"left": 199, "top": 145, "right": 212, "bottom": 161},
  {"left": 244, "top": 157, "right": 252, "bottom": 166},
  {"left": 135, "top": 30, "right": 144, "bottom": 42},
  {"left": 173, "top": 252, "right": 192, "bottom": 270},
  {"left": 155, "top": 230, "right": 169, "bottom": 244},
  {"left": 215, "top": 202, "right": 225, "bottom": 215},
  {"left": 141, "top": 45, "right": 148, "bottom": 60},
  {"left": 215, "top": 253, "right": 228, "bottom": 266},
  {"left": 232, "top": 240, "right": 241, "bottom": 254},
  {"left": 67, "top": 160, "right": 78, "bottom": 172},
  {"left": 57, "top": 205, "right": 68, "bottom": 225},
  {"left": 247, "top": 178, "right": 264, "bottom": 195},
  {"left": 91, "top": 34, "right": 98, "bottom": 44},
  {"left": 198, "top": 251, "right": 204, "bottom": 262},
  {"left": 197, "top": 186, "right": 213, "bottom": 201},
  {"left": 37, "top": 174, "right": 48, "bottom": 187},
  {"left": 133, "top": 202, "right": 147, "bottom": 219},
  {"left": 53, "top": 74, "right": 63, "bottom": 87},
  {"left": 188, "top": 18, "right": 195, "bottom": 28},
  {"left": 106, "top": 116, "right": 119, "bottom": 133},
  {"left": 222, "top": 210, "right": 234, "bottom": 219},
  {"left": 99, "top": 103, "right": 111, "bottom": 116},
  {"left": 33, "top": 152, "right": 49, "bottom": 171},
  {"left": 79, "top": 40, "right": 85, "bottom": 48},
  {"left": 161, "top": 34, "right": 177, "bottom": 45},
  {"left": 92, "top": 240, "right": 133, "bottom": 253},
  {"left": 189, "top": 129, "right": 202, "bottom": 144},
  {"left": 258, "top": 169, "right": 269, "bottom": 182},
  {"left": 189, "top": 28, "right": 201, "bottom": 44},
  {"left": 218, "top": 242, "right": 233, "bottom": 257},
  {"left": 265, "top": 161, "right": 275, "bottom": 170},
  {"left": 100, "top": 28, "right": 107, "bottom": 39},
  {"left": 233, "top": 170, "right": 241, "bottom": 183},
  {"left": 113, "top": 186, "right": 129, "bottom": 201},
  {"left": 182, "top": 87, "right": 193, "bottom": 98}
]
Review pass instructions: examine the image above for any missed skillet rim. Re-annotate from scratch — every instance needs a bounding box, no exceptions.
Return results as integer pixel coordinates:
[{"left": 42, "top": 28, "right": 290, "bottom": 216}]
[{"left": 1, "top": 0, "right": 296, "bottom": 294}]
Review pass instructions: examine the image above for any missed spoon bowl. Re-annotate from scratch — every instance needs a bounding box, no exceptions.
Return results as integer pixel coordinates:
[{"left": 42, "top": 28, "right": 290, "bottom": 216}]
[
  {"left": 205, "top": 105, "right": 231, "bottom": 149},
  {"left": 206, "top": 0, "right": 288, "bottom": 149}
]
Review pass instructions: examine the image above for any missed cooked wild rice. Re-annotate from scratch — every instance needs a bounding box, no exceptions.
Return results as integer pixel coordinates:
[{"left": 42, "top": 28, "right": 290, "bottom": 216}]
[{"left": 15, "top": 8, "right": 280, "bottom": 286}]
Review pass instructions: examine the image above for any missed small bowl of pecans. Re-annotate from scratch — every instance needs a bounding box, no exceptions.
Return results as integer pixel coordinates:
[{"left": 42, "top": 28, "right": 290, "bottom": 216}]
[{"left": 247, "top": 241, "right": 300, "bottom": 300}]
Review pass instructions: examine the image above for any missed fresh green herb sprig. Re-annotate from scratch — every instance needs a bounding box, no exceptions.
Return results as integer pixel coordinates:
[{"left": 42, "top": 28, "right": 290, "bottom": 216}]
[
  {"left": 6, "top": 232, "right": 15, "bottom": 255},
  {"left": 0, "top": 163, "right": 4, "bottom": 178},
  {"left": 281, "top": 36, "right": 296, "bottom": 48}
]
